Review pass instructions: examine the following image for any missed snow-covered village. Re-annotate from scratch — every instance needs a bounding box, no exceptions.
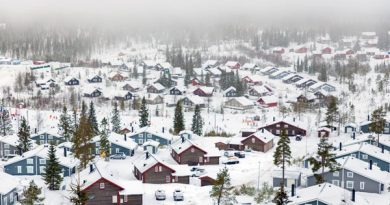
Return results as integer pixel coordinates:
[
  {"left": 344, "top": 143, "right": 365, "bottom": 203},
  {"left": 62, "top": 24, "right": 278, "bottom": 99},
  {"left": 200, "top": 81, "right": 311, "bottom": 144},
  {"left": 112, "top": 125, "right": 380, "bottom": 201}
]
[{"left": 1, "top": 0, "right": 390, "bottom": 205}]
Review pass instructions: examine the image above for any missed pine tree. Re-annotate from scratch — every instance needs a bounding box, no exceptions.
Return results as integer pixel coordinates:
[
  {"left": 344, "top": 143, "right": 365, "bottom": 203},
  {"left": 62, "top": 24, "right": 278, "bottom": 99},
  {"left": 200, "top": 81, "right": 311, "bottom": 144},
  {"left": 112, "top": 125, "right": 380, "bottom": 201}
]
[
  {"left": 20, "top": 180, "right": 44, "bottom": 205},
  {"left": 205, "top": 73, "right": 211, "bottom": 86},
  {"left": 142, "top": 65, "right": 147, "bottom": 85},
  {"left": 72, "top": 108, "right": 78, "bottom": 131},
  {"left": 42, "top": 145, "right": 63, "bottom": 190},
  {"left": 139, "top": 97, "right": 149, "bottom": 128},
  {"left": 273, "top": 129, "right": 291, "bottom": 204},
  {"left": 210, "top": 167, "right": 236, "bottom": 205},
  {"left": 69, "top": 176, "right": 88, "bottom": 205},
  {"left": 111, "top": 102, "right": 121, "bottom": 133},
  {"left": 72, "top": 102, "right": 94, "bottom": 169},
  {"left": 370, "top": 107, "right": 385, "bottom": 143},
  {"left": 325, "top": 96, "right": 338, "bottom": 127},
  {"left": 88, "top": 101, "right": 99, "bottom": 135},
  {"left": 173, "top": 100, "right": 185, "bottom": 134},
  {"left": 99, "top": 118, "right": 110, "bottom": 159},
  {"left": 191, "top": 105, "right": 203, "bottom": 136},
  {"left": 308, "top": 137, "right": 340, "bottom": 184},
  {"left": 0, "top": 109, "right": 13, "bottom": 136},
  {"left": 59, "top": 106, "right": 72, "bottom": 141},
  {"left": 18, "top": 117, "right": 31, "bottom": 153}
]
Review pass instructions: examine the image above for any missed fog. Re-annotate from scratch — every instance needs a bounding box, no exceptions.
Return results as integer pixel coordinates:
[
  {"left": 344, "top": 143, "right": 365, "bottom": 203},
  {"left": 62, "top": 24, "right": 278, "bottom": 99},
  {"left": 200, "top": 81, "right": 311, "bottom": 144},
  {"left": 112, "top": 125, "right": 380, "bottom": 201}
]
[{"left": 1, "top": 0, "right": 389, "bottom": 31}]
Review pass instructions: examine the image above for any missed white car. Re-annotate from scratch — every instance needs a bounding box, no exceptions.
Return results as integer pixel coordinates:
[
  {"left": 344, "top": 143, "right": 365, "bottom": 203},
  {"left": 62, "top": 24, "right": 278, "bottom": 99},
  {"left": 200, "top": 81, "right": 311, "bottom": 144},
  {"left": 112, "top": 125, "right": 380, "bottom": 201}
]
[
  {"left": 222, "top": 156, "right": 240, "bottom": 165},
  {"left": 155, "top": 189, "right": 166, "bottom": 200},
  {"left": 190, "top": 167, "right": 206, "bottom": 177},
  {"left": 173, "top": 189, "right": 184, "bottom": 201}
]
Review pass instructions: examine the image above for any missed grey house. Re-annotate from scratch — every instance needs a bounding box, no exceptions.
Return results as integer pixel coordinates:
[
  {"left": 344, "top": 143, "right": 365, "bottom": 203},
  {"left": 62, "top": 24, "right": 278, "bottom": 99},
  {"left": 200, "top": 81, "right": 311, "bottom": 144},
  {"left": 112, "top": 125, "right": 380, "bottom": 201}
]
[
  {"left": 128, "top": 126, "right": 176, "bottom": 146},
  {"left": 307, "top": 156, "right": 388, "bottom": 194},
  {"left": 91, "top": 133, "right": 138, "bottom": 156},
  {"left": 0, "top": 172, "right": 19, "bottom": 205},
  {"left": 272, "top": 168, "right": 302, "bottom": 188},
  {"left": 31, "top": 131, "right": 65, "bottom": 145},
  {"left": 0, "top": 135, "right": 20, "bottom": 159},
  {"left": 3, "top": 144, "right": 78, "bottom": 177}
]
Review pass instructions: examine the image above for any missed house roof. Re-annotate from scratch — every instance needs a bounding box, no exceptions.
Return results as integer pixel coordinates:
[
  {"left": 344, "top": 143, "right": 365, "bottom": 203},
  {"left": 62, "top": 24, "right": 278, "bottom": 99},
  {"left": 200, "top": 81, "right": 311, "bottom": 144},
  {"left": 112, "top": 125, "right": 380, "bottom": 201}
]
[
  {"left": 142, "top": 140, "right": 160, "bottom": 147},
  {"left": 183, "top": 95, "right": 205, "bottom": 105},
  {"left": 195, "top": 86, "right": 214, "bottom": 95},
  {"left": 134, "top": 153, "right": 175, "bottom": 174},
  {"left": 64, "top": 76, "right": 78, "bottom": 83},
  {"left": 225, "top": 61, "right": 239, "bottom": 67},
  {"left": 262, "top": 119, "right": 306, "bottom": 131},
  {"left": 223, "top": 86, "right": 236, "bottom": 95},
  {"left": 130, "top": 126, "right": 174, "bottom": 141},
  {"left": 0, "top": 172, "right": 19, "bottom": 194},
  {"left": 4, "top": 144, "right": 79, "bottom": 168},
  {"left": 243, "top": 129, "right": 275, "bottom": 143},
  {"left": 258, "top": 95, "right": 278, "bottom": 104},
  {"left": 171, "top": 139, "right": 207, "bottom": 155},
  {"left": 82, "top": 86, "right": 102, "bottom": 95},
  {"left": 272, "top": 167, "right": 301, "bottom": 179},
  {"left": 226, "top": 97, "right": 253, "bottom": 107},
  {"left": 242, "top": 63, "right": 257, "bottom": 69},
  {"left": 142, "top": 60, "right": 157, "bottom": 67},
  {"left": 289, "top": 183, "right": 370, "bottom": 205},
  {"left": 120, "top": 81, "right": 141, "bottom": 89},
  {"left": 149, "top": 83, "right": 165, "bottom": 91},
  {"left": 0, "top": 134, "right": 21, "bottom": 147},
  {"left": 87, "top": 74, "right": 102, "bottom": 81},
  {"left": 250, "top": 85, "right": 271, "bottom": 94},
  {"left": 92, "top": 132, "right": 138, "bottom": 150}
]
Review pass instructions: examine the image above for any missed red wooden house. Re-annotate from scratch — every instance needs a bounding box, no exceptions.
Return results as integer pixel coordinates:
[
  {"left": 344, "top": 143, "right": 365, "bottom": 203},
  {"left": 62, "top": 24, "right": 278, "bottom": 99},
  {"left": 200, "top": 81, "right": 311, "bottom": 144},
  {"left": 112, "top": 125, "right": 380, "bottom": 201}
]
[
  {"left": 225, "top": 61, "right": 241, "bottom": 69},
  {"left": 171, "top": 138, "right": 220, "bottom": 165},
  {"left": 193, "top": 86, "right": 214, "bottom": 97},
  {"left": 295, "top": 47, "right": 308, "bottom": 53},
  {"left": 257, "top": 95, "right": 278, "bottom": 107},
  {"left": 259, "top": 119, "right": 307, "bottom": 136},
  {"left": 321, "top": 47, "right": 332, "bottom": 54},
  {"left": 191, "top": 77, "right": 203, "bottom": 86}
]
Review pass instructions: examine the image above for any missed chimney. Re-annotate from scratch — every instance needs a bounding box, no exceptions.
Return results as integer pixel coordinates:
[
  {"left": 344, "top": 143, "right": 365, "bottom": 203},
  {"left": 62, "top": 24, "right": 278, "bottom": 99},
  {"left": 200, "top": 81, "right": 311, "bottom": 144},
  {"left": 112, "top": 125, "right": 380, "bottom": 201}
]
[
  {"left": 89, "top": 164, "right": 94, "bottom": 173},
  {"left": 35, "top": 128, "right": 37, "bottom": 134},
  {"left": 368, "top": 114, "right": 370, "bottom": 121},
  {"left": 339, "top": 142, "right": 342, "bottom": 151},
  {"left": 145, "top": 152, "right": 150, "bottom": 159},
  {"left": 369, "top": 160, "right": 373, "bottom": 170},
  {"left": 63, "top": 147, "right": 67, "bottom": 157},
  {"left": 181, "top": 136, "right": 185, "bottom": 143},
  {"left": 291, "top": 184, "right": 295, "bottom": 197},
  {"left": 124, "top": 134, "right": 127, "bottom": 141},
  {"left": 293, "top": 117, "right": 295, "bottom": 122},
  {"left": 131, "top": 126, "right": 134, "bottom": 133},
  {"left": 162, "top": 127, "right": 165, "bottom": 133},
  {"left": 261, "top": 128, "right": 264, "bottom": 133},
  {"left": 273, "top": 116, "right": 275, "bottom": 121},
  {"left": 352, "top": 132, "right": 355, "bottom": 140},
  {"left": 381, "top": 145, "right": 384, "bottom": 153},
  {"left": 351, "top": 189, "right": 356, "bottom": 202}
]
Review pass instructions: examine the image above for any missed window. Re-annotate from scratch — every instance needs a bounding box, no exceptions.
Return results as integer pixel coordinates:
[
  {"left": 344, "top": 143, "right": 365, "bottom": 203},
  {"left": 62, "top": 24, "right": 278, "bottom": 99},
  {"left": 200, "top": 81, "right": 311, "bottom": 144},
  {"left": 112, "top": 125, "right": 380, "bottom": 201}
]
[
  {"left": 40, "top": 166, "right": 46, "bottom": 174},
  {"left": 333, "top": 171, "right": 339, "bottom": 177},
  {"left": 147, "top": 134, "right": 152, "bottom": 139},
  {"left": 95, "top": 142, "right": 100, "bottom": 147},
  {"left": 360, "top": 182, "right": 365, "bottom": 190},
  {"left": 4, "top": 150, "right": 10, "bottom": 156},
  {"left": 292, "top": 130, "right": 295, "bottom": 135},
  {"left": 165, "top": 175, "right": 171, "bottom": 183},
  {"left": 347, "top": 172, "right": 353, "bottom": 178},
  {"left": 4, "top": 144, "right": 9, "bottom": 149},
  {"left": 124, "top": 195, "right": 128, "bottom": 202},
  {"left": 17, "top": 166, "right": 22, "bottom": 174},
  {"left": 332, "top": 180, "right": 340, "bottom": 186},
  {"left": 191, "top": 148, "right": 195, "bottom": 153},
  {"left": 27, "top": 158, "right": 33, "bottom": 164},
  {"left": 251, "top": 137, "right": 255, "bottom": 143},
  {"left": 112, "top": 196, "right": 117, "bottom": 203},
  {"left": 199, "top": 157, "right": 203, "bottom": 163},
  {"left": 48, "top": 136, "right": 53, "bottom": 140},
  {"left": 99, "top": 182, "right": 105, "bottom": 189},
  {"left": 362, "top": 154, "right": 368, "bottom": 160},
  {"left": 155, "top": 166, "right": 158, "bottom": 172},
  {"left": 116, "top": 148, "right": 119, "bottom": 154},
  {"left": 138, "top": 134, "right": 143, "bottom": 138},
  {"left": 346, "top": 181, "right": 354, "bottom": 189},
  {"left": 159, "top": 166, "right": 162, "bottom": 172},
  {"left": 9, "top": 192, "right": 13, "bottom": 202},
  {"left": 40, "top": 140, "right": 44, "bottom": 144},
  {"left": 27, "top": 166, "right": 34, "bottom": 174},
  {"left": 139, "top": 139, "right": 144, "bottom": 144},
  {"left": 40, "top": 135, "right": 44, "bottom": 139},
  {"left": 276, "top": 129, "right": 280, "bottom": 135},
  {"left": 351, "top": 154, "right": 356, "bottom": 158},
  {"left": 284, "top": 124, "right": 288, "bottom": 128},
  {"left": 3, "top": 196, "right": 7, "bottom": 205},
  {"left": 39, "top": 159, "right": 46, "bottom": 164},
  {"left": 276, "top": 124, "right": 280, "bottom": 128}
]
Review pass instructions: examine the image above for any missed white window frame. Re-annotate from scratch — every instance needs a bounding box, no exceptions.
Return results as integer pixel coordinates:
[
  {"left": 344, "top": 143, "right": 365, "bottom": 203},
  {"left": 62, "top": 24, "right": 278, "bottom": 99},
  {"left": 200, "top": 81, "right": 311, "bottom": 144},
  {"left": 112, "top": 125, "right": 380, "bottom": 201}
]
[
  {"left": 284, "top": 124, "right": 288, "bottom": 128},
  {"left": 9, "top": 192, "right": 13, "bottom": 202},
  {"left": 39, "top": 166, "right": 46, "bottom": 174},
  {"left": 4, "top": 150, "right": 10, "bottom": 156},
  {"left": 159, "top": 166, "right": 162, "bottom": 172},
  {"left": 362, "top": 154, "right": 368, "bottom": 159},
  {"left": 139, "top": 139, "right": 143, "bottom": 144},
  {"left": 360, "top": 182, "right": 365, "bottom": 190},
  {"left": 351, "top": 154, "right": 356, "bottom": 158},
  {"left": 39, "top": 159, "right": 46, "bottom": 164},
  {"left": 347, "top": 172, "right": 354, "bottom": 178},
  {"left": 4, "top": 144, "right": 9, "bottom": 149},
  {"left": 191, "top": 148, "right": 195, "bottom": 153},
  {"left": 3, "top": 196, "right": 7, "bottom": 205},
  {"left": 154, "top": 166, "right": 158, "bottom": 173},
  {"left": 17, "top": 166, "right": 22, "bottom": 174},
  {"left": 276, "top": 129, "right": 280, "bottom": 135},
  {"left": 333, "top": 171, "right": 339, "bottom": 177},
  {"left": 332, "top": 180, "right": 340, "bottom": 186},
  {"left": 165, "top": 175, "right": 170, "bottom": 183},
  {"left": 124, "top": 195, "right": 128, "bottom": 202},
  {"left": 199, "top": 156, "right": 203, "bottom": 163},
  {"left": 251, "top": 137, "right": 255, "bottom": 143},
  {"left": 26, "top": 158, "right": 33, "bottom": 164},
  {"left": 116, "top": 148, "right": 119, "bottom": 154},
  {"left": 112, "top": 196, "right": 117, "bottom": 203},
  {"left": 100, "top": 182, "right": 105, "bottom": 189},
  {"left": 346, "top": 181, "right": 354, "bottom": 189},
  {"left": 26, "top": 166, "right": 34, "bottom": 174}
]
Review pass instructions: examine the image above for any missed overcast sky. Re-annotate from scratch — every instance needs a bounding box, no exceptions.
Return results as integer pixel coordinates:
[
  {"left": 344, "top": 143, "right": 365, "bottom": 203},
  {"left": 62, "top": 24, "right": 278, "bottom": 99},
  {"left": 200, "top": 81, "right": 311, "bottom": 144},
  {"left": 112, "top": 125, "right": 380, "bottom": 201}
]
[{"left": 1, "top": 0, "right": 389, "bottom": 30}]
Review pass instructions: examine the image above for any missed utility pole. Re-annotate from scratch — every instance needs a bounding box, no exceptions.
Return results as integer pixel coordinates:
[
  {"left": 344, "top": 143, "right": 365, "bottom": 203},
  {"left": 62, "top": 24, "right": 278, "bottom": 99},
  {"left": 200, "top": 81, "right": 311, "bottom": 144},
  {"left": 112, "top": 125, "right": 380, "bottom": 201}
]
[{"left": 257, "top": 161, "right": 261, "bottom": 191}]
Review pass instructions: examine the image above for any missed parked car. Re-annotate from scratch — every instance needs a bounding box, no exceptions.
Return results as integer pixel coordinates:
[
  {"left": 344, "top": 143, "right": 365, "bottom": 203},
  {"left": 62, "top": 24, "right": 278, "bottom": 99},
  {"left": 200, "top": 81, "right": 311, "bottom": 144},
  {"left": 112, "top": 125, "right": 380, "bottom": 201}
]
[
  {"left": 234, "top": 151, "right": 245, "bottom": 158},
  {"left": 155, "top": 189, "right": 166, "bottom": 200},
  {"left": 190, "top": 167, "right": 206, "bottom": 177},
  {"left": 222, "top": 156, "right": 240, "bottom": 165},
  {"left": 224, "top": 149, "right": 235, "bottom": 157},
  {"left": 110, "top": 152, "right": 126, "bottom": 160},
  {"left": 295, "top": 135, "right": 302, "bottom": 141},
  {"left": 173, "top": 189, "right": 184, "bottom": 201}
]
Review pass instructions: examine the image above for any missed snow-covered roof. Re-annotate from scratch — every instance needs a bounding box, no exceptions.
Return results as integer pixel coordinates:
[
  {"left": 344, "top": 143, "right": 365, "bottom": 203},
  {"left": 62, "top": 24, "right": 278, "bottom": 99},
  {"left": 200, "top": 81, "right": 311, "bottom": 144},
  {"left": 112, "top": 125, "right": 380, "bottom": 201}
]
[
  {"left": 82, "top": 86, "right": 102, "bottom": 95},
  {"left": 132, "top": 126, "right": 175, "bottom": 141},
  {"left": 226, "top": 97, "right": 253, "bottom": 107},
  {"left": 262, "top": 118, "right": 306, "bottom": 131},
  {"left": 196, "top": 86, "right": 214, "bottom": 95},
  {"left": 87, "top": 74, "right": 102, "bottom": 81},
  {"left": 184, "top": 95, "right": 205, "bottom": 105},
  {"left": 0, "top": 134, "right": 20, "bottom": 147},
  {"left": 245, "top": 129, "right": 275, "bottom": 143},
  {"left": 120, "top": 81, "right": 141, "bottom": 89},
  {"left": 143, "top": 60, "right": 157, "bottom": 67},
  {"left": 258, "top": 95, "right": 278, "bottom": 104},
  {"left": 289, "top": 183, "right": 369, "bottom": 205},
  {"left": 171, "top": 139, "right": 207, "bottom": 155},
  {"left": 64, "top": 76, "right": 78, "bottom": 82},
  {"left": 142, "top": 140, "right": 159, "bottom": 147},
  {"left": 108, "top": 71, "right": 125, "bottom": 79},
  {"left": 242, "top": 63, "right": 257, "bottom": 69},
  {"left": 93, "top": 132, "right": 138, "bottom": 150},
  {"left": 225, "top": 61, "right": 239, "bottom": 67},
  {"left": 0, "top": 172, "right": 19, "bottom": 194},
  {"left": 203, "top": 60, "right": 218, "bottom": 67},
  {"left": 157, "top": 62, "right": 172, "bottom": 69},
  {"left": 222, "top": 86, "right": 236, "bottom": 95},
  {"left": 250, "top": 85, "right": 271, "bottom": 94},
  {"left": 4, "top": 144, "right": 79, "bottom": 168},
  {"left": 134, "top": 153, "right": 174, "bottom": 173},
  {"left": 362, "top": 32, "right": 376, "bottom": 36},
  {"left": 149, "top": 83, "right": 165, "bottom": 91},
  {"left": 208, "top": 67, "right": 222, "bottom": 76},
  {"left": 272, "top": 167, "right": 301, "bottom": 179}
]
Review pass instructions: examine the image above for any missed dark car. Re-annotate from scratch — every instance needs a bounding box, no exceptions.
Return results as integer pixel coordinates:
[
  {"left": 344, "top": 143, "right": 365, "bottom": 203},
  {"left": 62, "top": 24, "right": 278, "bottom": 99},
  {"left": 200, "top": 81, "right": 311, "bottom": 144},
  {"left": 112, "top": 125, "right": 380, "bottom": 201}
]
[
  {"left": 234, "top": 151, "right": 245, "bottom": 158},
  {"left": 295, "top": 135, "right": 302, "bottom": 141}
]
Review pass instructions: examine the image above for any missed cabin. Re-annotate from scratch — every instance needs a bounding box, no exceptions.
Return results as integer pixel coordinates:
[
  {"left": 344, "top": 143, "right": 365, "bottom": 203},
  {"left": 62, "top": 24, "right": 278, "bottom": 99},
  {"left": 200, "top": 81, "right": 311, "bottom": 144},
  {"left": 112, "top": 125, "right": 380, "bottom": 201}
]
[
  {"left": 273, "top": 47, "right": 285, "bottom": 54},
  {"left": 199, "top": 175, "right": 216, "bottom": 187},
  {"left": 142, "top": 140, "right": 159, "bottom": 154},
  {"left": 202, "top": 60, "right": 219, "bottom": 69},
  {"left": 317, "top": 127, "right": 331, "bottom": 137},
  {"left": 260, "top": 119, "right": 307, "bottom": 136},
  {"left": 241, "top": 129, "right": 274, "bottom": 152},
  {"left": 64, "top": 77, "right": 80, "bottom": 86},
  {"left": 248, "top": 85, "right": 272, "bottom": 97},
  {"left": 144, "top": 94, "right": 164, "bottom": 104},
  {"left": 91, "top": 133, "right": 138, "bottom": 156},
  {"left": 307, "top": 157, "right": 388, "bottom": 194},
  {"left": 282, "top": 74, "right": 303, "bottom": 84},
  {"left": 128, "top": 127, "right": 174, "bottom": 146},
  {"left": 223, "top": 86, "right": 237, "bottom": 97},
  {"left": 321, "top": 47, "right": 332, "bottom": 54},
  {"left": 133, "top": 153, "right": 190, "bottom": 184},
  {"left": 242, "top": 75, "right": 262, "bottom": 85},
  {"left": 295, "top": 47, "right": 308, "bottom": 53},
  {"left": 297, "top": 93, "right": 316, "bottom": 104},
  {"left": 109, "top": 72, "right": 127, "bottom": 81},
  {"left": 272, "top": 168, "right": 302, "bottom": 188},
  {"left": 296, "top": 79, "right": 317, "bottom": 88},
  {"left": 181, "top": 95, "right": 205, "bottom": 108},
  {"left": 242, "top": 63, "right": 259, "bottom": 71},
  {"left": 261, "top": 67, "right": 279, "bottom": 75},
  {"left": 121, "top": 82, "right": 141, "bottom": 92},
  {"left": 31, "top": 131, "right": 65, "bottom": 145},
  {"left": 224, "top": 97, "right": 254, "bottom": 110},
  {"left": 147, "top": 83, "right": 165, "bottom": 94},
  {"left": 191, "top": 77, "right": 203, "bottom": 86},
  {"left": 87, "top": 75, "right": 103, "bottom": 83},
  {"left": 0, "top": 135, "right": 20, "bottom": 159},
  {"left": 83, "top": 87, "right": 103, "bottom": 98},
  {"left": 269, "top": 70, "right": 291, "bottom": 80},
  {"left": 360, "top": 119, "right": 390, "bottom": 134},
  {"left": 225, "top": 61, "right": 240, "bottom": 69},
  {"left": 0, "top": 172, "right": 19, "bottom": 205},
  {"left": 193, "top": 87, "right": 214, "bottom": 97},
  {"left": 171, "top": 138, "right": 220, "bottom": 165},
  {"left": 3, "top": 144, "right": 78, "bottom": 176},
  {"left": 169, "top": 86, "right": 186, "bottom": 95},
  {"left": 81, "top": 163, "right": 143, "bottom": 205},
  {"left": 257, "top": 95, "right": 278, "bottom": 108},
  {"left": 345, "top": 123, "right": 357, "bottom": 134},
  {"left": 113, "top": 91, "right": 133, "bottom": 101}
]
